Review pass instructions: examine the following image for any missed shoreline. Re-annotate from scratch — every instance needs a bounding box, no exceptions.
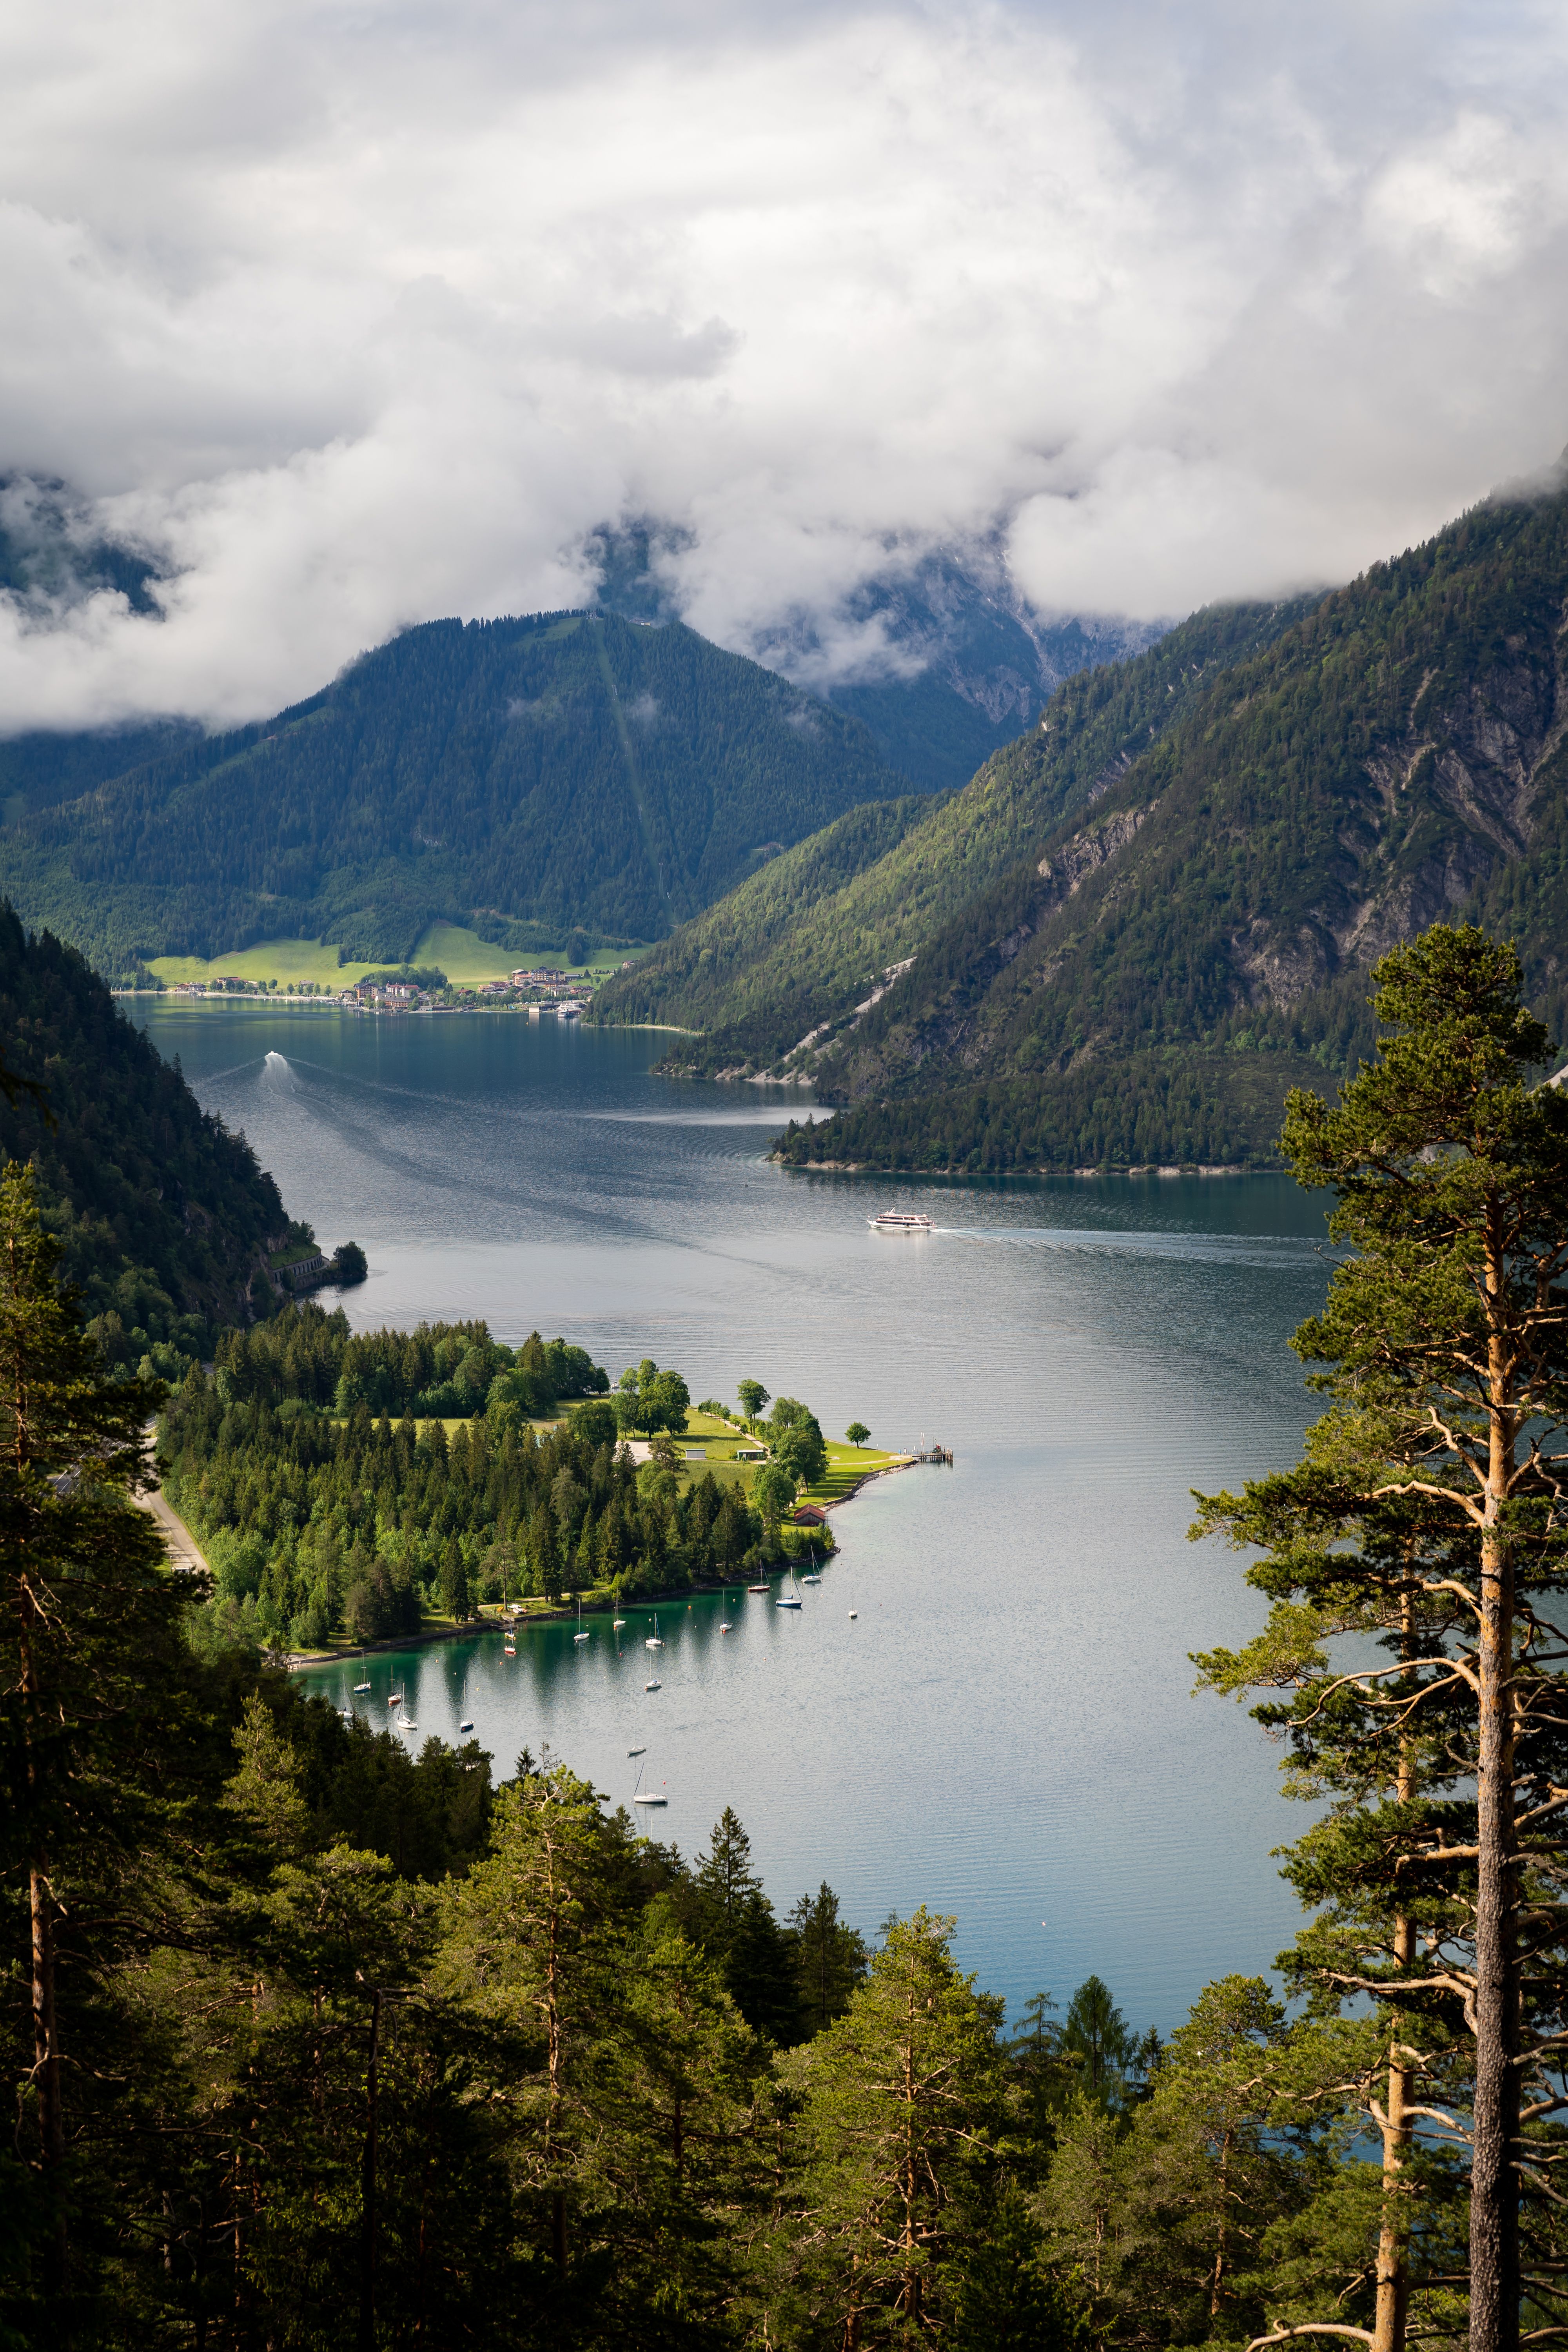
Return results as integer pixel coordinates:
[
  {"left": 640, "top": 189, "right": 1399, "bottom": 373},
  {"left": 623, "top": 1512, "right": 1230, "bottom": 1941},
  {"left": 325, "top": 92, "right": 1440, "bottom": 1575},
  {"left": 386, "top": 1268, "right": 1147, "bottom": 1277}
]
[
  {"left": 281, "top": 1457, "right": 921, "bottom": 1672},
  {"left": 771, "top": 1154, "right": 1283, "bottom": 1177}
]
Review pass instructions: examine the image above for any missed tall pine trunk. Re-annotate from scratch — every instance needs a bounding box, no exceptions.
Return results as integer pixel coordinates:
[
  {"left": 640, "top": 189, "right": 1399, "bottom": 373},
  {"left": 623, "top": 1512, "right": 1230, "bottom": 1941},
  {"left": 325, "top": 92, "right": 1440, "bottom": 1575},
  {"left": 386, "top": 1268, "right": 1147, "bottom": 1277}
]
[
  {"left": 1471, "top": 1250, "right": 1520, "bottom": 2352},
  {"left": 1372, "top": 1914, "right": 1414, "bottom": 2352},
  {"left": 1471, "top": 1514, "right": 1519, "bottom": 2349},
  {"left": 1373, "top": 1586, "right": 1419, "bottom": 2352},
  {"left": 358, "top": 1989, "right": 380, "bottom": 2352}
]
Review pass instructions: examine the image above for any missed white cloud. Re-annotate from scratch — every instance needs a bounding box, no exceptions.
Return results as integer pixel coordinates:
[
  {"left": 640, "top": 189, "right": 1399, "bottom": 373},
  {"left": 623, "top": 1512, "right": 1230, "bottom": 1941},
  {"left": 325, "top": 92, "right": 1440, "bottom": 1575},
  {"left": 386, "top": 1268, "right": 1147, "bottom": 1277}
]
[{"left": 0, "top": 0, "right": 1566, "bottom": 725}]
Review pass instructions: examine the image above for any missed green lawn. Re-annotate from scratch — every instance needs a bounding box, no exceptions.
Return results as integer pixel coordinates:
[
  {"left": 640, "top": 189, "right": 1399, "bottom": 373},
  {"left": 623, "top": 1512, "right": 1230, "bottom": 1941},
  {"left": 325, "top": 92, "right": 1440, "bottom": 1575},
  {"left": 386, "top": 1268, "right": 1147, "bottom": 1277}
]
[
  {"left": 150, "top": 938, "right": 375, "bottom": 988},
  {"left": 149, "top": 924, "right": 650, "bottom": 991},
  {"left": 803, "top": 1438, "right": 908, "bottom": 1505}
]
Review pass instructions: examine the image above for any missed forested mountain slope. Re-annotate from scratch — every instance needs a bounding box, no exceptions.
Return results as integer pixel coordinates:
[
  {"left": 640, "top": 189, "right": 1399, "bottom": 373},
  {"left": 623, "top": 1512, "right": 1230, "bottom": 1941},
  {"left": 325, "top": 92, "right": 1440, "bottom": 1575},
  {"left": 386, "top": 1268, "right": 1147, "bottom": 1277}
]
[
  {"left": 594, "top": 595, "right": 1319, "bottom": 1074},
  {"left": 0, "top": 905, "right": 290, "bottom": 1355},
  {"left": 0, "top": 613, "right": 907, "bottom": 973},
  {"left": 776, "top": 468, "right": 1568, "bottom": 1171}
]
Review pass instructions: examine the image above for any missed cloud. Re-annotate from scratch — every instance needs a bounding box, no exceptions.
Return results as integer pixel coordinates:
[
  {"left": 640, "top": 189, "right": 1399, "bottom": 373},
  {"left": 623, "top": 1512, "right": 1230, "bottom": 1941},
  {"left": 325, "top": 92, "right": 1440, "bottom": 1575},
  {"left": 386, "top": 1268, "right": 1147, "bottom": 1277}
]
[{"left": 0, "top": 0, "right": 1566, "bottom": 729}]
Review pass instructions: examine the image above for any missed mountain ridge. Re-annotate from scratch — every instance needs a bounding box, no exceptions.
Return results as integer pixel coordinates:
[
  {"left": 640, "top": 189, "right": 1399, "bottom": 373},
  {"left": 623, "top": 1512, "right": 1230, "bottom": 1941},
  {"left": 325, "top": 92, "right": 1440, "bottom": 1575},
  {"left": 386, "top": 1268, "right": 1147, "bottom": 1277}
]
[
  {"left": 592, "top": 593, "right": 1323, "bottom": 1077},
  {"left": 0, "top": 611, "right": 911, "bottom": 973},
  {"left": 770, "top": 469, "right": 1568, "bottom": 1170}
]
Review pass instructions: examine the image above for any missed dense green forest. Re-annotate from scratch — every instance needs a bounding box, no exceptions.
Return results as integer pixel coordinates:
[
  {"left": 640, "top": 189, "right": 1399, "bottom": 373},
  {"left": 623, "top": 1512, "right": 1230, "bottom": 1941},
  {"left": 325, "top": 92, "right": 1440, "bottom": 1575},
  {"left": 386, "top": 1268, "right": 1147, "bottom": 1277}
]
[
  {"left": 162, "top": 1306, "right": 762, "bottom": 1652},
  {"left": 594, "top": 596, "right": 1319, "bottom": 1078},
  {"left": 0, "top": 613, "right": 910, "bottom": 973},
  {"left": 0, "top": 903, "right": 293, "bottom": 1357}
]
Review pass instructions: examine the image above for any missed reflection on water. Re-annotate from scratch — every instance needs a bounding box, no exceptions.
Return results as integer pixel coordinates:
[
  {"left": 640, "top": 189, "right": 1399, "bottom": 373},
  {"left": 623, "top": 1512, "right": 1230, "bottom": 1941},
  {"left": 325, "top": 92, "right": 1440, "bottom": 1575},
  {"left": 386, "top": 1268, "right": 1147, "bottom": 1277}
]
[{"left": 138, "top": 1001, "right": 1333, "bottom": 2031}]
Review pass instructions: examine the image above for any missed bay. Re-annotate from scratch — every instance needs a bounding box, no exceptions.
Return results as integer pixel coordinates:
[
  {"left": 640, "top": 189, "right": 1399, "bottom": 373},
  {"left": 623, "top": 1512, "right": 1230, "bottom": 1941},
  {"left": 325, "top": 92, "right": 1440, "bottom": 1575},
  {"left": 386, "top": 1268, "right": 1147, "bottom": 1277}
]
[{"left": 136, "top": 1000, "right": 1334, "bottom": 2034}]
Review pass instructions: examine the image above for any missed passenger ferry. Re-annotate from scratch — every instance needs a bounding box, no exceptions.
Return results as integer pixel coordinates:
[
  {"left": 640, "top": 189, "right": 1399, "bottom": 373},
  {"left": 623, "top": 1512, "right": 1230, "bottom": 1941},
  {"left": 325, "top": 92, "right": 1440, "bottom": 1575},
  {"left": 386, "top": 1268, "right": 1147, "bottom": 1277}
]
[{"left": 867, "top": 1209, "right": 934, "bottom": 1232}]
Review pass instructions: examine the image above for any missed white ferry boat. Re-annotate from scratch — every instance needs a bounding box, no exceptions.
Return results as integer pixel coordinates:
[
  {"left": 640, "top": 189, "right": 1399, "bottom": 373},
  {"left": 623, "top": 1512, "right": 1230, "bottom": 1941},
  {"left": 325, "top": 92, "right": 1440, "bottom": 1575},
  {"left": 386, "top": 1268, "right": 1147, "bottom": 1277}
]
[{"left": 867, "top": 1209, "right": 934, "bottom": 1232}]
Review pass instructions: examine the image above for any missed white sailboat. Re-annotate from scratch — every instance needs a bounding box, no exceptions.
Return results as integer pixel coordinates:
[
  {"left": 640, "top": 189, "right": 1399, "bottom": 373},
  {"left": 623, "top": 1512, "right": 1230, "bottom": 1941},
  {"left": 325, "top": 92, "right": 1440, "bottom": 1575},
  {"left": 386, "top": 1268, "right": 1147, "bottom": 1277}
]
[
  {"left": 574, "top": 1596, "right": 590, "bottom": 1645},
  {"left": 776, "top": 1563, "right": 803, "bottom": 1610},
  {"left": 631, "top": 1758, "right": 667, "bottom": 1808},
  {"left": 644, "top": 1612, "right": 664, "bottom": 1651},
  {"left": 353, "top": 1679, "right": 371, "bottom": 1694}
]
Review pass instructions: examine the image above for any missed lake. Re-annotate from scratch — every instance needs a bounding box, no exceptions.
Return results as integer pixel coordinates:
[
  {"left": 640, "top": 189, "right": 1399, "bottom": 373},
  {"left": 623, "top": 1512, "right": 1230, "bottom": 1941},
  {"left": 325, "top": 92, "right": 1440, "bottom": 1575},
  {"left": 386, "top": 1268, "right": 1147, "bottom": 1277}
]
[{"left": 136, "top": 1000, "right": 1335, "bottom": 2036}]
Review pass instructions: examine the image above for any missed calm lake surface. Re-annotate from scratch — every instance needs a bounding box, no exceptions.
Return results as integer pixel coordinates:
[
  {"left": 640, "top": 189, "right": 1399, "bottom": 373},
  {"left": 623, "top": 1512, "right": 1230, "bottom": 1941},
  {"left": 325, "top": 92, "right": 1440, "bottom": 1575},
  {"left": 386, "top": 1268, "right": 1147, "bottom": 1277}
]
[{"left": 137, "top": 1001, "right": 1335, "bottom": 2035}]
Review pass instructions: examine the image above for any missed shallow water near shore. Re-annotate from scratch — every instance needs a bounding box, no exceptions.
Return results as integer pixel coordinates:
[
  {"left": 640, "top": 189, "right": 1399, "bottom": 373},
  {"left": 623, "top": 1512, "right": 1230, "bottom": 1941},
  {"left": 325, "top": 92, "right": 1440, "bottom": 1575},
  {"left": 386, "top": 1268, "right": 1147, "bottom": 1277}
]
[{"left": 138, "top": 1000, "right": 1334, "bottom": 2033}]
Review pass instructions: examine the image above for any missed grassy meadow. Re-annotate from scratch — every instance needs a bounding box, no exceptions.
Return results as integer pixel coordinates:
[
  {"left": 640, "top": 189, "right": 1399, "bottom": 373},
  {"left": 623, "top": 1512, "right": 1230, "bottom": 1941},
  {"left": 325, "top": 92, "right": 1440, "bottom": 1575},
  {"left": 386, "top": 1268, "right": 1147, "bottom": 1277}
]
[{"left": 148, "top": 921, "right": 648, "bottom": 991}]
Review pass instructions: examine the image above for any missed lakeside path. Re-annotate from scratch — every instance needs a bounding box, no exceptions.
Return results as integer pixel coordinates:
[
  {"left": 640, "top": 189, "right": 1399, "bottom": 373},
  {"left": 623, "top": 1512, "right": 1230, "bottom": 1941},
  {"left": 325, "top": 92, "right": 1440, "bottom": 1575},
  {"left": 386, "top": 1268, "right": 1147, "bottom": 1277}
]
[{"left": 141, "top": 1482, "right": 211, "bottom": 1576}]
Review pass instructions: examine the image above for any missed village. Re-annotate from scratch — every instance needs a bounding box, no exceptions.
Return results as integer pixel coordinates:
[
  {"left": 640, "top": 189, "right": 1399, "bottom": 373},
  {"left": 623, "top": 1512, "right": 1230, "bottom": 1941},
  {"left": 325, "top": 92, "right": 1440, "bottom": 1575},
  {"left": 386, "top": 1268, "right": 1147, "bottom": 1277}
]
[{"left": 163, "top": 961, "right": 633, "bottom": 1011}]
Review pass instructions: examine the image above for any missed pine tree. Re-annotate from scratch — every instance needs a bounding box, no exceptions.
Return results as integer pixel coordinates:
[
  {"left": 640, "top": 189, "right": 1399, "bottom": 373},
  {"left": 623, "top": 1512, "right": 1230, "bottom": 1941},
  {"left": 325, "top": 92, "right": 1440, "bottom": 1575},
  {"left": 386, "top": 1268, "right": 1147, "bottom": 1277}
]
[
  {"left": 0, "top": 1163, "right": 168, "bottom": 2301},
  {"left": 787, "top": 1881, "right": 867, "bottom": 2034},
  {"left": 693, "top": 1808, "right": 799, "bottom": 2043},
  {"left": 437, "top": 1760, "right": 635, "bottom": 2276},
  {"left": 780, "top": 1909, "right": 1005, "bottom": 2341},
  {"left": 1194, "top": 925, "right": 1568, "bottom": 2351}
]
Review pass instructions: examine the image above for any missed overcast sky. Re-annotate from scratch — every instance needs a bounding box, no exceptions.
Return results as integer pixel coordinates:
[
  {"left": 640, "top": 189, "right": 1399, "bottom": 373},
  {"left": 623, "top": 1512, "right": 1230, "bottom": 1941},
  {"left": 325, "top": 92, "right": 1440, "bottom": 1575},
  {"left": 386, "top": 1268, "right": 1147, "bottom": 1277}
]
[{"left": 2, "top": 0, "right": 1566, "bottom": 730}]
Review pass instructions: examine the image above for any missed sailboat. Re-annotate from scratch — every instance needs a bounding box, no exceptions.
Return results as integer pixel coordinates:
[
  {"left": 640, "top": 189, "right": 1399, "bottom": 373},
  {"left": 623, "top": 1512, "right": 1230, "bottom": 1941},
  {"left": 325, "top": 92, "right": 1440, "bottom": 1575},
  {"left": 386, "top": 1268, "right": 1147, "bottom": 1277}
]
[
  {"left": 353, "top": 1679, "right": 371, "bottom": 1694},
  {"left": 644, "top": 1612, "right": 664, "bottom": 1651},
  {"left": 800, "top": 1544, "right": 822, "bottom": 1586},
  {"left": 644, "top": 1677, "right": 661, "bottom": 1691},
  {"left": 574, "top": 1596, "right": 590, "bottom": 1645},
  {"left": 388, "top": 1682, "right": 403, "bottom": 1707},
  {"left": 719, "top": 1590, "right": 733, "bottom": 1633},
  {"left": 458, "top": 1671, "right": 474, "bottom": 1735},
  {"left": 776, "top": 1563, "right": 803, "bottom": 1610},
  {"left": 503, "top": 1619, "right": 517, "bottom": 1656},
  {"left": 612, "top": 1579, "right": 626, "bottom": 1631}
]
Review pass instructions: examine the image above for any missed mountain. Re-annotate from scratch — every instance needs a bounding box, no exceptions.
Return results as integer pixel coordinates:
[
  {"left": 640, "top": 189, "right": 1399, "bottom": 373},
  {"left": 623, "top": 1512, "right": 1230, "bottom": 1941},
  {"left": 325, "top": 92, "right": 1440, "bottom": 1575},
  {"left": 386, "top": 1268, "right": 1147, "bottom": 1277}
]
[
  {"left": 588, "top": 523, "right": 1163, "bottom": 790},
  {"left": 761, "top": 466, "right": 1568, "bottom": 1171},
  {"left": 817, "top": 559, "right": 1163, "bottom": 791},
  {"left": 0, "top": 906, "right": 293, "bottom": 1363},
  {"left": 594, "top": 595, "right": 1321, "bottom": 1076},
  {"left": 0, "top": 612, "right": 911, "bottom": 973}
]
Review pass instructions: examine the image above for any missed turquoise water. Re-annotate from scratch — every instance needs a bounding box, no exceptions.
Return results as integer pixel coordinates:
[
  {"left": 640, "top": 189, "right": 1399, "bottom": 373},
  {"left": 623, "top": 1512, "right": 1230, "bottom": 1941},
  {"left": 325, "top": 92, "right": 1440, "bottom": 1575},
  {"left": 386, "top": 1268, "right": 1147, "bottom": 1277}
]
[{"left": 138, "top": 1002, "right": 1334, "bottom": 2033}]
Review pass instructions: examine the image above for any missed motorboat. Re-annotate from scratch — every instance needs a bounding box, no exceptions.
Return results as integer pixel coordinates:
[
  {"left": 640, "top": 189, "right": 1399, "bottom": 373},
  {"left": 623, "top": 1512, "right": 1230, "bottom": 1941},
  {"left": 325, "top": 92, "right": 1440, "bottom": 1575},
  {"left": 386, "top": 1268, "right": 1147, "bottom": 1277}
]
[
  {"left": 867, "top": 1208, "right": 933, "bottom": 1232},
  {"left": 644, "top": 1678, "right": 661, "bottom": 1691}
]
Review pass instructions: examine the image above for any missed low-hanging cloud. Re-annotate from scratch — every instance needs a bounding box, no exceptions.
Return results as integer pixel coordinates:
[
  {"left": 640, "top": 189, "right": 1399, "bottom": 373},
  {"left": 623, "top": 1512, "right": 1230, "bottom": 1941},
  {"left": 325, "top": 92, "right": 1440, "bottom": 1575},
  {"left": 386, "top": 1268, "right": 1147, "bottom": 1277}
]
[{"left": 1, "top": 0, "right": 1567, "bottom": 732}]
